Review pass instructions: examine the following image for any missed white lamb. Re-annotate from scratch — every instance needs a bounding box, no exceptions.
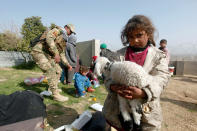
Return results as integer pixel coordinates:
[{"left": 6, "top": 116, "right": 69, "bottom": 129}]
[{"left": 94, "top": 57, "right": 152, "bottom": 126}]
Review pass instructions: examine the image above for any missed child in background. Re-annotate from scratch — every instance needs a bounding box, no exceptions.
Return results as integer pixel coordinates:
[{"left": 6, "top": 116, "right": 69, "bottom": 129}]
[
  {"left": 86, "top": 56, "right": 100, "bottom": 88},
  {"left": 159, "top": 39, "right": 170, "bottom": 64},
  {"left": 74, "top": 66, "right": 95, "bottom": 97},
  {"left": 90, "top": 56, "right": 98, "bottom": 74}
]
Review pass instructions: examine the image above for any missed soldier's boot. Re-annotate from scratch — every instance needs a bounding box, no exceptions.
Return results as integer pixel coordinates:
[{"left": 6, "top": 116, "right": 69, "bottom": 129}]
[
  {"left": 52, "top": 89, "right": 69, "bottom": 102},
  {"left": 48, "top": 88, "right": 62, "bottom": 93}
]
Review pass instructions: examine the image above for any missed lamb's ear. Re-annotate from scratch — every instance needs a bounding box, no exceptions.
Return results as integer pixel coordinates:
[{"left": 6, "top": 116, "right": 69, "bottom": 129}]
[{"left": 94, "top": 63, "right": 102, "bottom": 76}]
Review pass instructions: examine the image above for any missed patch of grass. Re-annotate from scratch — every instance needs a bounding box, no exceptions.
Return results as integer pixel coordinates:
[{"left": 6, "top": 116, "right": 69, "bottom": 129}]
[
  {"left": 50, "top": 103, "right": 63, "bottom": 107},
  {"left": 84, "top": 104, "right": 90, "bottom": 111},
  {"left": 0, "top": 68, "right": 108, "bottom": 128},
  {"left": 91, "top": 86, "right": 107, "bottom": 104},
  {"left": 12, "top": 61, "right": 41, "bottom": 71},
  {"left": 0, "top": 68, "right": 108, "bottom": 104}
]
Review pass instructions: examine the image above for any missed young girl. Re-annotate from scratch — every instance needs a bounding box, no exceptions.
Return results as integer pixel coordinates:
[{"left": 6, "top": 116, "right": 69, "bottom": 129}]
[
  {"left": 102, "top": 15, "right": 170, "bottom": 131},
  {"left": 74, "top": 66, "right": 95, "bottom": 97}
]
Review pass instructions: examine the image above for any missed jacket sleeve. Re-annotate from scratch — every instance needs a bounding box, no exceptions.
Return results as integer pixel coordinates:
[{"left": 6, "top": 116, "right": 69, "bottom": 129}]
[
  {"left": 63, "top": 32, "right": 68, "bottom": 41},
  {"left": 75, "top": 75, "right": 85, "bottom": 92},
  {"left": 46, "top": 28, "right": 61, "bottom": 56},
  {"left": 67, "top": 35, "right": 77, "bottom": 63},
  {"left": 60, "top": 51, "right": 70, "bottom": 67},
  {"left": 143, "top": 56, "right": 170, "bottom": 101},
  {"left": 67, "top": 43, "right": 77, "bottom": 63}
]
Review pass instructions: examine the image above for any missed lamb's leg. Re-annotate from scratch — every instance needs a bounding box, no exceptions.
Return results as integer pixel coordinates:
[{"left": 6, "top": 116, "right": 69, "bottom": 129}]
[
  {"left": 129, "top": 99, "right": 143, "bottom": 125},
  {"left": 118, "top": 112, "right": 133, "bottom": 131},
  {"left": 118, "top": 95, "right": 131, "bottom": 121},
  {"left": 118, "top": 96, "right": 133, "bottom": 131}
]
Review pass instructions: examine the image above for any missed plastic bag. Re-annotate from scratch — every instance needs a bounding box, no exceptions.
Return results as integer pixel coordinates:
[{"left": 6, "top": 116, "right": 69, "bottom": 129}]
[
  {"left": 24, "top": 76, "right": 45, "bottom": 85},
  {"left": 93, "top": 80, "right": 100, "bottom": 88},
  {"left": 40, "top": 91, "right": 52, "bottom": 96}
]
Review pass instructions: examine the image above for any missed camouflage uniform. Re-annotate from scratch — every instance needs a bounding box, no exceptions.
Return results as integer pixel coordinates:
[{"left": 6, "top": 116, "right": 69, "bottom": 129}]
[{"left": 31, "top": 27, "right": 70, "bottom": 101}]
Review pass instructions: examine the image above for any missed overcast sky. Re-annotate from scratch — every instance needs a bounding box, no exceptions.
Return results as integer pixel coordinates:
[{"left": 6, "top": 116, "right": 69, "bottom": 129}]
[{"left": 0, "top": 0, "right": 197, "bottom": 54}]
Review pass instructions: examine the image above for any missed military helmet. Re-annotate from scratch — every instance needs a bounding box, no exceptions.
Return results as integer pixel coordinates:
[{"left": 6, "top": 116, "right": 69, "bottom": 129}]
[{"left": 66, "top": 24, "right": 75, "bottom": 33}]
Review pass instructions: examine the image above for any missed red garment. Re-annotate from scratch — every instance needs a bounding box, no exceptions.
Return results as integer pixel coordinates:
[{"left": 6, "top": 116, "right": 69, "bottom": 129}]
[
  {"left": 125, "top": 46, "right": 149, "bottom": 66},
  {"left": 92, "top": 56, "right": 98, "bottom": 62}
]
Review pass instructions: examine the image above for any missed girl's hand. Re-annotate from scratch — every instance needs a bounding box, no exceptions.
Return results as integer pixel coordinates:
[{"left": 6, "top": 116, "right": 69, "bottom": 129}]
[{"left": 110, "top": 84, "right": 146, "bottom": 99}]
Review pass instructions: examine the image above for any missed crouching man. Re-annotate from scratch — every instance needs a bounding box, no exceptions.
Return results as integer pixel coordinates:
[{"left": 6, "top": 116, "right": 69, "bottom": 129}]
[{"left": 31, "top": 26, "right": 72, "bottom": 102}]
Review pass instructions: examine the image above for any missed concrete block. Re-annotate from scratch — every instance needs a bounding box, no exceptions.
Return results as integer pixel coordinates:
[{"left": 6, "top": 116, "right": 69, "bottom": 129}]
[
  {"left": 183, "top": 61, "right": 197, "bottom": 76},
  {"left": 76, "top": 39, "right": 100, "bottom": 67},
  {"left": 176, "top": 61, "right": 184, "bottom": 75}
]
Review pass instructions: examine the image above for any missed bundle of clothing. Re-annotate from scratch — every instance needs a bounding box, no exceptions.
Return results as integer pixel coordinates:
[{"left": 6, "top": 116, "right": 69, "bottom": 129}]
[{"left": 0, "top": 90, "right": 46, "bottom": 126}]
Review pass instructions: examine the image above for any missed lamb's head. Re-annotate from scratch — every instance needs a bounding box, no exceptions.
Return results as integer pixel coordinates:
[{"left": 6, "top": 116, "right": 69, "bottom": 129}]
[{"left": 93, "top": 57, "right": 111, "bottom": 77}]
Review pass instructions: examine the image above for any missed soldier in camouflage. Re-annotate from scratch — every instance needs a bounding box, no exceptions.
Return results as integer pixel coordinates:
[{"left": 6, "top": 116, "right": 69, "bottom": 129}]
[{"left": 31, "top": 26, "right": 72, "bottom": 102}]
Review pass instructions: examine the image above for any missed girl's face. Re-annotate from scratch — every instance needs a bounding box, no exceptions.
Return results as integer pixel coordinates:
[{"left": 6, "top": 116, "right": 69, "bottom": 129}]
[{"left": 128, "top": 29, "right": 149, "bottom": 48}]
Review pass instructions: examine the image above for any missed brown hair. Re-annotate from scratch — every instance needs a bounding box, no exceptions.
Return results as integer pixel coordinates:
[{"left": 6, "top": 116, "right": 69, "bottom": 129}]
[
  {"left": 79, "top": 66, "right": 89, "bottom": 74},
  {"left": 121, "top": 15, "right": 156, "bottom": 46}
]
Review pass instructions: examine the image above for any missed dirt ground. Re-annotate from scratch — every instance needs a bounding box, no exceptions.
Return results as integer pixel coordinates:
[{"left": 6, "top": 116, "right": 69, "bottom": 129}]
[{"left": 161, "top": 75, "right": 197, "bottom": 131}]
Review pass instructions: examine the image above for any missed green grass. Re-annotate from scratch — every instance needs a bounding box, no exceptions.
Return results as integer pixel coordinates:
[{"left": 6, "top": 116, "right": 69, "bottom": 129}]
[
  {"left": 0, "top": 67, "right": 108, "bottom": 128},
  {"left": 12, "top": 61, "right": 41, "bottom": 72}
]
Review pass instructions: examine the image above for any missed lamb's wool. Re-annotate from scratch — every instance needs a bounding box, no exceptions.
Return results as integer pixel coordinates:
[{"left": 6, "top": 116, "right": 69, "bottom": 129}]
[
  {"left": 94, "top": 57, "right": 152, "bottom": 125},
  {"left": 110, "top": 61, "right": 150, "bottom": 88}
]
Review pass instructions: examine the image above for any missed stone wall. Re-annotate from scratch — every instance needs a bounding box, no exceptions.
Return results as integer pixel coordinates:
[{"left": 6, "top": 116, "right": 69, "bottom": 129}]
[
  {"left": 169, "top": 61, "right": 197, "bottom": 76},
  {"left": 0, "top": 39, "right": 101, "bottom": 67},
  {"left": 183, "top": 61, "right": 197, "bottom": 76},
  {"left": 0, "top": 51, "right": 32, "bottom": 67}
]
